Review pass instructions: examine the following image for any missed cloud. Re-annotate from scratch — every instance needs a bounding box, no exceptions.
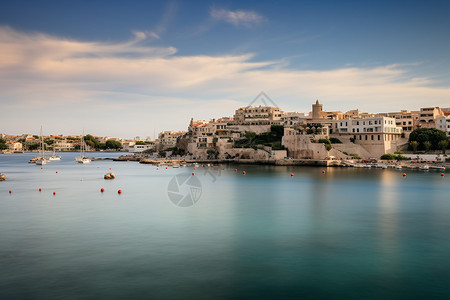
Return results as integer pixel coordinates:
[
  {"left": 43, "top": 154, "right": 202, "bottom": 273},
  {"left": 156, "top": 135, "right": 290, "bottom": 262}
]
[
  {"left": 0, "top": 26, "right": 449, "bottom": 137},
  {"left": 210, "top": 8, "right": 265, "bottom": 27}
]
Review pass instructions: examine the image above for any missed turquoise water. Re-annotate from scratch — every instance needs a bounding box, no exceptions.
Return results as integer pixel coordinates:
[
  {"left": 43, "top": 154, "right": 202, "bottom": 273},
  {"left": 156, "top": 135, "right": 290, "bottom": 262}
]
[{"left": 1, "top": 153, "right": 450, "bottom": 299}]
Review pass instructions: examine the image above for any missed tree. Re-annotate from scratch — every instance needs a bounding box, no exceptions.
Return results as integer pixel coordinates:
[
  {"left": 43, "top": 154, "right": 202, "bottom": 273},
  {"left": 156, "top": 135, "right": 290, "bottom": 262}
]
[
  {"left": 106, "top": 139, "right": 122, "bottom": 150},
  {"left": 409, "top": 128, "right": 447, "bottom": 150},
  {"left": 410, "top": 141, "right": 419, "bottom": 152},
  {"left": 84, "top": 135, "right": 100, "bottom": 149},
  {"left": 424, "top": 141, "right": 432, "bottom": 152},
  {"left": 438, "top": 140, "right": 448, "bottom": 154},
  {"left": 0, "top": 139, "right": 6, "bottom": 150}
]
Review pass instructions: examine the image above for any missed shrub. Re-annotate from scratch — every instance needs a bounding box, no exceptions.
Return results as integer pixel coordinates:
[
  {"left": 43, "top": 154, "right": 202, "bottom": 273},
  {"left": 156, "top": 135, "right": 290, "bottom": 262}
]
[
  {"left": 325, "top": 144, "right": 332, "bottom": 151},
  {"left": 381, "top": 154, "right": 395, "bottom": 160},
  {"left": 329, "top": 137, "right": 342, "bottom": 144},
  {"left": 318, "top": 139, "right": 331, "bottom": 144},
  {"left": 351, "top": 154, "right": 361, "bottom": 159}
]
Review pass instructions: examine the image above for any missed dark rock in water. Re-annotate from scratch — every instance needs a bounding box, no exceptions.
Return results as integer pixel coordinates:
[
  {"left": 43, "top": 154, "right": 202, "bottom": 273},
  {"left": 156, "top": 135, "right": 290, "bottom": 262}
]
[
  {"left": 0, "top": 174, "right": 6, "bottom": 181},
  {"left": 104, "top": 172, "right": 115, "bottom": 180}
]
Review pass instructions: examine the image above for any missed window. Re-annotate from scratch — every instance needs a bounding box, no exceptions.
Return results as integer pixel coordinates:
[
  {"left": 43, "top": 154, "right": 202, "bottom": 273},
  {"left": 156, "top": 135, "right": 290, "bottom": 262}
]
[
  {"left": 371, "top": 135, "right": 374, "bottom": 140},
  {"left": 378, "top": 135, "right": 380, "bottom": 140}
]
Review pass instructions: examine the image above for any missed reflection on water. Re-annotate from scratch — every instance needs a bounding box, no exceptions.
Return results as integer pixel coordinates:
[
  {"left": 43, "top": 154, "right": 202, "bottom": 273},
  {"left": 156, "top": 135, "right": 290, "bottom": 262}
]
[{"left": 1, "top": 154, "right": 450, "bottom": 299}]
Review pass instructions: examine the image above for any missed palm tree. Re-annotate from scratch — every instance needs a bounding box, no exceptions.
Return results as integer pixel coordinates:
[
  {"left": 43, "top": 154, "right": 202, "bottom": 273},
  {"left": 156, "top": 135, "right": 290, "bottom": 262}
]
[
  {"left": 438, "top": 140, "right": 448, "bottom": 154},
  {"left": 410, "top": 141, "right": 419, "bottom": 152}
]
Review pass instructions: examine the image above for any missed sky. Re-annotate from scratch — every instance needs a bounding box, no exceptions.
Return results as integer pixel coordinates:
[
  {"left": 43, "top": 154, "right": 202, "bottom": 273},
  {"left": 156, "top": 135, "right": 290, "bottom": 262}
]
[{"left": 1, "top": 0, "right": 449, "bottom": 139}]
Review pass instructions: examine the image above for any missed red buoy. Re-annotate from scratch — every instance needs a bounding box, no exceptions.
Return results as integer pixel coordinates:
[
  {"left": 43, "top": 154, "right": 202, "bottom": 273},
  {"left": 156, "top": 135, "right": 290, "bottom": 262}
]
[
  {"left": 235, "top": 169, "right": 237, "bottom": 172},
  {"left": 56, "top": 171, "right": 58, "bottom": 174},
  {"left": 441, "top": 173, "right": 445, "bottom": 177},
  {"left": 291, "top": 173, "right": 294, "bottom": 177},
  {"left": 242, "top": 171, "right": 246, "bottom": 175},
  {"left": 192, "top": 172, "right": 195, "bottom": 176},
  {"left": 39, "top": 188, "right": 42, "bottom": 192},
  {"left": 322, "top": 170, "right": 326, "bottom": 174},
  {"left": 53, "top": 192, "right": 56, "bottom": 195},
  {"left": 156, "top": 168, "right": 158, "bottom": 170},
  {"left": 166, "top": 167, "right": 168, "bottom": 170},
  {"left": 211, "top": 168, "right": 213, "bottom": 170},
  {"left": 9, "top": 190, "right": 12, "bottom": 194},
  {"left": 193, "top": 168, "right": 196, "bottom": 170},
  {"left": 101, "top": 188, "right": 105, "bottom": 193},
  {"left": 403, "top": 173, "right": 406, "bottom": 177},
  {"left": 118, "top": 190, "right": 122, "bottom": 194}
]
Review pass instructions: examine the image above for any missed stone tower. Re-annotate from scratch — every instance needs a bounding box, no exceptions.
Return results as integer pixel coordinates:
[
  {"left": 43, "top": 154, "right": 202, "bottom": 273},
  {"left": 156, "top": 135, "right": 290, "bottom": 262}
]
[{"left": 312, "top": 99, "right": 323, "bottom": 120}]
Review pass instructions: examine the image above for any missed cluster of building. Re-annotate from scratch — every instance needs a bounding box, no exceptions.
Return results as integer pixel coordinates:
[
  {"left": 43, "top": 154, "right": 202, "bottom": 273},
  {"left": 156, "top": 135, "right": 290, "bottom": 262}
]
[
  {"left": 161, "top": 101, "right": 450, "bottom": 160},
  {"left": 2, "top": 101, "right": 449, "bottom": 159}
]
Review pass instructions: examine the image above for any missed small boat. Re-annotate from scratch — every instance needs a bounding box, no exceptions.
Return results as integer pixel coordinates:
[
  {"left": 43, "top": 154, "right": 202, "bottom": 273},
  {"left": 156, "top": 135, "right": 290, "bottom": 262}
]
[
  {"left": 76, "top": 132, "right": 91, "bottom": 164},
  {"left": 35, "top": 126, "right": 48, "bottom": 165},
  {"left": 394, "top": 166, "right": 402, "bottom": 170},
  {"left": 430, "top": 166, "right": 445, "bottom": 171},
  {"left": 47, "top": 150, "right": 61, "bottom": 161},
  {"left": 173, "top": 164, "right": 180, "bottom": 168},
  {"left": 420, "top": 165, "right": 430, "bottom": 170}
]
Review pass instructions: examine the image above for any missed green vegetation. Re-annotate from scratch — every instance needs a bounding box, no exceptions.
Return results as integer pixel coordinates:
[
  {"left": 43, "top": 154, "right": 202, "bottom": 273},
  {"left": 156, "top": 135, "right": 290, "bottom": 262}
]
[
  {"left": 325, "top": 144, "right": 332, "bottom": 151},
  {"left": 165, "top": 147, "right": 185, "bottom": 156},
  {"left": 207, "top": 149, "right": 219, "bottom": 159},
  {"left": 28, "top": 143, "right": 39, "bottom": 151},
  {"left": 410, "top": 141, "right": 419, "bottom": 152},
  {"left": 105, "top": 139, "right": 122, "bottom": 150},
  {"left": 234, "top": 125, "right": 285, "bottom": 150},
  {"left": 438, "top": 140, "right": 448, "bottom": 154},
  {"left": 84, "top": 134, "right": 100, "bottom": 149},
  {"left": 329, "top": 137, "right": 342, "bottom": 144},
  {"left": 135, "top": 141, "right": 148, "bottom": 145},
  {"left": 408, "top": 128, "right": 448, "bottom": 151},
  {"left": 351, "top": 154, "right": 361, "bottom": 159},
  {"left": 380, "top": 153, "right": 410, "bottom": 160},
  {"left": 318, "top": 138, "right": 330, "bottom": 144},
  {"left": 0, "top": 139, "right": 6, "bottom": 150}
]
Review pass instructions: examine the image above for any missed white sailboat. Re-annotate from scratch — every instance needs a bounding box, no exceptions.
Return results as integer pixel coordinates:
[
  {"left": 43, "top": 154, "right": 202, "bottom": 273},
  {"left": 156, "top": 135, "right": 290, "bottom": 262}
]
[
  {"left": 76, "top": 133, "right": 91, "bottom": 164},
  {"left": 36, "top": 126, "right": 48, "bottom": 165},
  {"left": 47, "top": 149, "right": 61, "bottom": 161}
]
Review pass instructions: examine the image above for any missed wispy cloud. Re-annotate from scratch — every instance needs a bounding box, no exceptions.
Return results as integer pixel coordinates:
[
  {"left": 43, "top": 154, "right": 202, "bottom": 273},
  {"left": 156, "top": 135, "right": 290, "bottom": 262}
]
[
  {"left": 0, "top": 26, "right": 449, "bottom": 137},
  {"left": 210, "top": 8, "right": 266, "bottom": 27}
]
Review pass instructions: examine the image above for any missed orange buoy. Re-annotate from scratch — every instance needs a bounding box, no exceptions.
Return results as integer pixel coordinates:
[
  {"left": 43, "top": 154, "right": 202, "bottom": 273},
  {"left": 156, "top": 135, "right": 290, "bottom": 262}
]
[
  {"left": 118, "top": 190, "right": 122, "bottom": 194},
  {"left": 403, "top": 173, "right": 406, "bottom": 177},
  {"left": 39, "top": 188, "right": 42, "bottom": 192},
  {"left": 192, "top": 172, "right": 195, "bottom": 176},
  {"left": 235, "top": 169, "right": 237, "bottom": 172},
  {"left": 291, "top": 173, "right": 294, "bottom": 177},
  {"left": 322, "top": 170, "right": 326, "bottom": 174},
  {"left": 9, "top": 190, "right": 12, "bottom": 194},
  {"left": 193, "top": 168, "right": 196, "bottom": 170},
  {"left": 242, "top": 171, "right": 246, "bottom": 175},
  {"left": 441, "top": 173, "right": 444, "bottom": 177},
  {"left": 53, "top": 192, "right": 56, "bottom": 195},
  {"left": 101, "top": 188, "right": 105, "bottom": 193}
]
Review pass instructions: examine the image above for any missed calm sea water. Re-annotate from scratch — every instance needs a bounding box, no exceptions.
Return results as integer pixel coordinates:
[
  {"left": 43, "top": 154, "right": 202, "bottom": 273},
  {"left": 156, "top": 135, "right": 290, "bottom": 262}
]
[{"left": 1, "top": 153, "right": 450, "bottom": 300}]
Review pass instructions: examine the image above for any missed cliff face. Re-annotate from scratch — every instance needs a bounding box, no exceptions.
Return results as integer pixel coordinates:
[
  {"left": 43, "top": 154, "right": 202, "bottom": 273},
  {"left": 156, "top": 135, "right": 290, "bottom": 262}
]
[{"left": 282, "top": 134, "right": 328, "bottom": 159}]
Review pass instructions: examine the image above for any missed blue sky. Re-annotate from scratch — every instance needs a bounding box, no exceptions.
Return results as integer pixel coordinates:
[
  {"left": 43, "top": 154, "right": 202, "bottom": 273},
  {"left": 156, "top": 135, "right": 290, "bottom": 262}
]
[{"left": 1, "top": 0, "right": 449, "bottom": 138}]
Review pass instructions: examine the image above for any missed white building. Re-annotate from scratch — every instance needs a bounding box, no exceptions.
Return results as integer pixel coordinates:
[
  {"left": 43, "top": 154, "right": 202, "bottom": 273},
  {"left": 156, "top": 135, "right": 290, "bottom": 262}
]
[
  {"left": 7, "top": 142, "right": 23, "bottom": 152},
  {"left": 129, "top": 144, "right": 154, "bottom": 153},
  {"left": 333, "top": 116, "right": 403, "bottom": 157},
  {"left": 158, "top": 131, "right": 185, "bottom": 149}
]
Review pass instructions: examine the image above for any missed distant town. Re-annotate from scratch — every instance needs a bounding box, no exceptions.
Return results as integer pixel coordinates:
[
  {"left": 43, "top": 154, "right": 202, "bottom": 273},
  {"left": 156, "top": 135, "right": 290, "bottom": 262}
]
[{"left": 1, "top": 100, "right": 450, "bottom": 161}]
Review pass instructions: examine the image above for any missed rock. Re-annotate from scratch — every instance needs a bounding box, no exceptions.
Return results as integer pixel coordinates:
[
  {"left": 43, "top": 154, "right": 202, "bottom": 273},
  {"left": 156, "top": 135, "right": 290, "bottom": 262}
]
[
  {"left": 0, "top": 174, "right": 6, "bottom": 181},
  {"left": 104, "top": 172, "right": 115, "bottom": 180}
]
